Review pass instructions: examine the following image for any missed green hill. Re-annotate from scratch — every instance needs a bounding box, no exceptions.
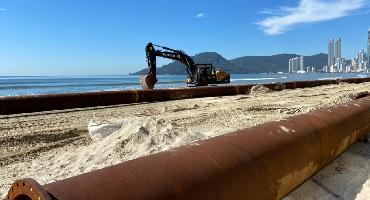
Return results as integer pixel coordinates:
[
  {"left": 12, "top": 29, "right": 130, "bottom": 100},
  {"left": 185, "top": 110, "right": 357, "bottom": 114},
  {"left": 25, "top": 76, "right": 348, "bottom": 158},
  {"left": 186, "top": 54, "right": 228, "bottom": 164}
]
[{"left": 132, "top": 52, "right": 328, "bottom": 75}]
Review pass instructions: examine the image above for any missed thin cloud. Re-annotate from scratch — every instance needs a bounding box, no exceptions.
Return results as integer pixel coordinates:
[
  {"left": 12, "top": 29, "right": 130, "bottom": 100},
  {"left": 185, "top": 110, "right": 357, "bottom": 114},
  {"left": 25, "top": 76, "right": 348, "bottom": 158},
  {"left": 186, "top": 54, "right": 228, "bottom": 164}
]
[
  {"left": 195, "top": 13, "right": 205, "bottom": 18},
  {"left": 257, "top": 0, "right": 367, "bottom": 35},
  {"left": 0, "top": 8, "right": 7, "bottom": 11},
  {"left": 258, "top": 8, "right": 287, "bottom": 16}
]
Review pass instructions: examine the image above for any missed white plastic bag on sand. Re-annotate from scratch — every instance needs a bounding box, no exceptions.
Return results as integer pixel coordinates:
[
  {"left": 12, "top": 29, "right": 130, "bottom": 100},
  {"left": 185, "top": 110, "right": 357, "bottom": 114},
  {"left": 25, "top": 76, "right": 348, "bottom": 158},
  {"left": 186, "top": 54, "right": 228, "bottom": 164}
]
[{"left": 88, "top": 119, "right": 121, "bottom": 141}]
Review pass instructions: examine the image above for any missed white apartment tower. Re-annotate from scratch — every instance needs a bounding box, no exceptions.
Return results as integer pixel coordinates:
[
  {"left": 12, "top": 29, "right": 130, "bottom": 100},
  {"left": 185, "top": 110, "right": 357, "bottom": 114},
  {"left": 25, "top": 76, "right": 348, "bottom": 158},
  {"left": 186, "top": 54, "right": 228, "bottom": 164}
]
[
  {"left": 288, "top": 56, "right": 304, "bottom": 73},
  {"left": 335, "top": 38, "right": 341, "bottom": 59},
  {"left": 328, "top": 39, "right": 335, "bottom": 67},
  {"left": 293, "top": 58, "right": 298, "bottom": 72},
  {"left": 358, "top": 50, "right": 368, "bottom": 70},
  {"left": 300, "top": 55, "right": 304, "bottom": 71},
  {"left": 368, "top": 28, "right": 370, "bottom": 68},
  {"left": 328, "top": 38, "right": 342, "bottom": 68}
]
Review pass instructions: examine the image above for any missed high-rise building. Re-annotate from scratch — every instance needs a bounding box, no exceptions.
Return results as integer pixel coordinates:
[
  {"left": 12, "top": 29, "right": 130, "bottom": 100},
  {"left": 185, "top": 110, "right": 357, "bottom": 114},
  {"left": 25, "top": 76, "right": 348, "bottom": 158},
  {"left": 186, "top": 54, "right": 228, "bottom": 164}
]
[
  {"left": 300, "top": 55, "right": 304, "bottom": 71},
  {"left": 293, "top": 57, "right": 298, "bottom": 72},
  {"left": 328, "top": 39, "right": 335, "bottom": 67},
  {"left": 358, "top": 50, "right": 368, "bottom": 71},
  {"left": 351, "top": 58, "right": 358, "bottom": 72},
  {"left": 288, "top": 56, "right": 304, "bottom": 73},
  {"left": 336, "top": 58, "right": 346, "bottom": 72},
  {"left": 335, "top": 38, "right": 341, "bottom": 59},
  {"left": 368, "top": 28, "right": 370, "bottom": 68},
  {"left": 345, "top": 65, "right": 351, "bottom": 73},
  {"left": 328, "top": 38, "right": 342, "bottom": 69}
]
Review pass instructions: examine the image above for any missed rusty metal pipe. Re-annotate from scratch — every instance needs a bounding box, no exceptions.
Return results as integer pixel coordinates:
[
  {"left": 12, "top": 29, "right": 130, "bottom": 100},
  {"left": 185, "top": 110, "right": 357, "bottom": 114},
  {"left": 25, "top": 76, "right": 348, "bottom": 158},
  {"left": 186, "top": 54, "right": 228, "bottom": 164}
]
[
  {"left": 0, "top": 86, "right": 243, "bottom": 115},
  {"left": 1, "top": 77, "right": 370, "bottom": 115},
  {"left": 7, "top": 96, "right": 370, "bottom": 200},
  {"left": 352, "top": 91, "right": 369, "bottom": 100}
]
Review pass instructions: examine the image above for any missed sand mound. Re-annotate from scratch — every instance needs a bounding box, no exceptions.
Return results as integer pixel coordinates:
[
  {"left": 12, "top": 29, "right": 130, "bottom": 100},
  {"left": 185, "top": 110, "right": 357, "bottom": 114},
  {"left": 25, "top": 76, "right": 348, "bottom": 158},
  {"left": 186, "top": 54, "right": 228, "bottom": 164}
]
[
  {"left": 67, "top": 116, "right": 207, "bottom": 169},
  {"left": 250, "top": 85, "right": 271, "bottom": 94},
  {"left": 106, "top": 117, "right": 206, "bottom": 158},
  {"left": 305, "top": 93, "right": 355, "bottom": 112},
  {"left": 0, "top": 117, "right": 208, "bottom": 194},
  {"left": 330, "top": 93, "right": 354, "bottom": 104}
]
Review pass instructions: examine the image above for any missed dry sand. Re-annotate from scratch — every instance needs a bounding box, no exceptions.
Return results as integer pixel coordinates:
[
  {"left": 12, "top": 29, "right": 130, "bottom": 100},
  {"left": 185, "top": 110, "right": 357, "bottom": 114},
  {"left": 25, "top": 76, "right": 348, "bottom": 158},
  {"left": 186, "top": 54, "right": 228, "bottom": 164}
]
[{"left": 1, "top": 82, "right": 370, "bottom": 199}]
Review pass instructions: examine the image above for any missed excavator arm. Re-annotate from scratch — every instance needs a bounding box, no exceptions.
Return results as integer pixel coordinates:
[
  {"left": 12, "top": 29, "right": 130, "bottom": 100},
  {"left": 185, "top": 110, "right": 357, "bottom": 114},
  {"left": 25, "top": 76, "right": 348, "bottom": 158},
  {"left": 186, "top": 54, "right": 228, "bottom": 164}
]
[{"left": 141, "top": 43, "right": 198, "bottom": 89}]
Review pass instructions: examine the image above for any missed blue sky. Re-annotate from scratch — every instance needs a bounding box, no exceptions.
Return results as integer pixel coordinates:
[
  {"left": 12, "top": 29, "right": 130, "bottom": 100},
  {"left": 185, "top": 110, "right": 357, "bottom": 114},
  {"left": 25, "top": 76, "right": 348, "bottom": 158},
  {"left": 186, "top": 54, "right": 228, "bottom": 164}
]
[{"left": 0, "top": 0, "right": 369, "bottom": 75}]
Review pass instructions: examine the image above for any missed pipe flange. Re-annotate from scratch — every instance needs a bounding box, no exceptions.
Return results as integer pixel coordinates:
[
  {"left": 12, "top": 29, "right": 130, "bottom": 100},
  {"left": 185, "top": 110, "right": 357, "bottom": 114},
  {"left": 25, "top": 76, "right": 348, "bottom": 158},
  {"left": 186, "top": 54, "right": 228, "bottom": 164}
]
[{"left": 6, "top": 179, "right": 52, "bottom": 200}]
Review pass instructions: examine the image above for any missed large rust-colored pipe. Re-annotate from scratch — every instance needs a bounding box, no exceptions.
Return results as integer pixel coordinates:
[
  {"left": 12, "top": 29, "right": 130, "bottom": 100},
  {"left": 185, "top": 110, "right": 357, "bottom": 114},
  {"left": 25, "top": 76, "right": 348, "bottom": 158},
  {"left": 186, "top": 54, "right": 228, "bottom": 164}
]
[
  {"left": 1, "top": 77, "right": 369, "bottom": 115},
  {"left": 7, "top": 95, "right": 370, "bottom": 200},
  {"left": 0, "top": 86, "right": 246, "bottom": 115}
]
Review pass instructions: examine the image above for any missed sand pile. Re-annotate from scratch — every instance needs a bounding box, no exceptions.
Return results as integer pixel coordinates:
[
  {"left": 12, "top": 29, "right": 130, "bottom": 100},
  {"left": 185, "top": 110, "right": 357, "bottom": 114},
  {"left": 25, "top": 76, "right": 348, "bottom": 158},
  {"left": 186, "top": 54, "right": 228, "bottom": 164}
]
[
  {"left": 0, "top": 117, "right": 209, "bottom": 197},
  {"left": 305, "top": 92, "right": 355, "bottom": 112},
  {"left": 87, "top": 116, "right": 207, "bottom": 159},
  {"left": 250, "top": 84, "right": 271, "bottom": 94}
]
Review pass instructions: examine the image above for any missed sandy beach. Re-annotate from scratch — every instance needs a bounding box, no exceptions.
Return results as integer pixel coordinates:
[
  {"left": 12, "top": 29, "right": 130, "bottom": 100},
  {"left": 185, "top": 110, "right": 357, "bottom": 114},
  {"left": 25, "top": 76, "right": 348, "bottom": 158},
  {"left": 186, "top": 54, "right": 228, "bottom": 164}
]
[{"left": 1, "top": 82, "right": 370, "bottom": 199}]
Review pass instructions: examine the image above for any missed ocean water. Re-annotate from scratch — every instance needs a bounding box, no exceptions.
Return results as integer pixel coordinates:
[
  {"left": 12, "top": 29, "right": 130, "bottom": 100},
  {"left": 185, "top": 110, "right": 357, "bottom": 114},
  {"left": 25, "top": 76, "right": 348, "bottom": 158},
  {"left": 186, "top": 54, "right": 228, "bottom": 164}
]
[{"left": 0, "top": 73, "right": 368, "bottom": 97}]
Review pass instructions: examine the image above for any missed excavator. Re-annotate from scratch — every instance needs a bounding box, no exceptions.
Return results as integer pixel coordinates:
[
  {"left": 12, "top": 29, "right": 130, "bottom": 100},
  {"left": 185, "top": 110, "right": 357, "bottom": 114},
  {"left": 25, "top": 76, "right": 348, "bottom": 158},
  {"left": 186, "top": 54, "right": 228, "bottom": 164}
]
[{"left": 140, "top": 42, "right": 230, "bottom": 89}]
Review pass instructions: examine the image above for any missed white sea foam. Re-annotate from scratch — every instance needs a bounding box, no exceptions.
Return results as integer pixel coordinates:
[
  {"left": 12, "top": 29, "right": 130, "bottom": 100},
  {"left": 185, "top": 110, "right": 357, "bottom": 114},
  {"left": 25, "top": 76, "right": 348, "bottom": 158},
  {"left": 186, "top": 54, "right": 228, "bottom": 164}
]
[
  {"left": 231, "top": 77, "right": 286, "bottom": 81},
  {"left": 357, "top": 74, "right": 368, "bottom": 78},
  {"left": 318, "top": 77, "right": 342, "bottom": 80}
]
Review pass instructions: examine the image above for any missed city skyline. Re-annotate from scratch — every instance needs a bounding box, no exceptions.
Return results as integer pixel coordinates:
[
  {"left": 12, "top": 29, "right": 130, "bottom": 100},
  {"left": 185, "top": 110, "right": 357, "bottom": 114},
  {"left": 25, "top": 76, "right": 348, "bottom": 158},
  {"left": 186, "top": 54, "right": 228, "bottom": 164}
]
[
  {"left": 368, "top": 28, "right": 370, "bottom": 67},
  {"left": 288, "top": 27, "right": 369, "bottom": 73},
  {"left": 1, "top": 0, "right": 370, "bottom": 75},
  {"left": 323, "top": 31, "right": 369, "bottom": 73}
]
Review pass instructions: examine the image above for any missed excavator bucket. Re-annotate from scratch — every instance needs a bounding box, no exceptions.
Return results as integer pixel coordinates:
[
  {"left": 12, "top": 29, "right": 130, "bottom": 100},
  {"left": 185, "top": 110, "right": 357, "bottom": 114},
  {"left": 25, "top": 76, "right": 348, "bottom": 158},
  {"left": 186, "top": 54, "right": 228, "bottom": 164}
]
[{"left": 140, "top": 74, "right": 157, "bottom": 89}]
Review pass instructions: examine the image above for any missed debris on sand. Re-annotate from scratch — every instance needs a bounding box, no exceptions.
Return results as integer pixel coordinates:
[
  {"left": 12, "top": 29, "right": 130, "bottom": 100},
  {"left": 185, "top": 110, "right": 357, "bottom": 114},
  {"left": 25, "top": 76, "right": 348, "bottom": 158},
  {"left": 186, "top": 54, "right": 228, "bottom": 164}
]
[{"left": 250, "top": 85, "right": 271, "bottom": 94}]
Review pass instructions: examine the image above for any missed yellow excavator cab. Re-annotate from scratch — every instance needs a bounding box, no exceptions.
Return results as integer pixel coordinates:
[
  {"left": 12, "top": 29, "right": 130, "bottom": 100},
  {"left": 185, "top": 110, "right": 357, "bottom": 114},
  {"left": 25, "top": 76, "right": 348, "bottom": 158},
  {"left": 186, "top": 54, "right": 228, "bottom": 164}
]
[{"left": 186, "top": 76, "right": 192, "bottom": 84}]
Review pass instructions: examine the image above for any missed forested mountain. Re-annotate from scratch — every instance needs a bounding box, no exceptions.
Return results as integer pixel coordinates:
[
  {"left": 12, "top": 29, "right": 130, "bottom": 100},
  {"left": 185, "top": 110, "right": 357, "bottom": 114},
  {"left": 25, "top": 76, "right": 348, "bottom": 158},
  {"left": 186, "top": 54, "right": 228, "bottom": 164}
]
[{"left": 132, "top": 53, "right": 328, "bottom": 75}]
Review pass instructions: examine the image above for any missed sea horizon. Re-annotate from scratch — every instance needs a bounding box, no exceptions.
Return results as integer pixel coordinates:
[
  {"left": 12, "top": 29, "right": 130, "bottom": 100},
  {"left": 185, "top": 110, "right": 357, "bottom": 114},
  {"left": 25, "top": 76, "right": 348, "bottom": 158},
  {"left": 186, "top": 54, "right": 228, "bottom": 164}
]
[{"left": 0, "top": 73, "right": 369, "bottom": 97}]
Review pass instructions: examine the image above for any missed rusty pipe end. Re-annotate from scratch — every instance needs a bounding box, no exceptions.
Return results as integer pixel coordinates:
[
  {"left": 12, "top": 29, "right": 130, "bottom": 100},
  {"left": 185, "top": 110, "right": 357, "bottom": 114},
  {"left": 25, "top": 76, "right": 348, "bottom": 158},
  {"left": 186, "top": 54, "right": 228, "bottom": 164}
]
[{"left": 6, "top": 179, "right": 52, "bottom": 200}]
